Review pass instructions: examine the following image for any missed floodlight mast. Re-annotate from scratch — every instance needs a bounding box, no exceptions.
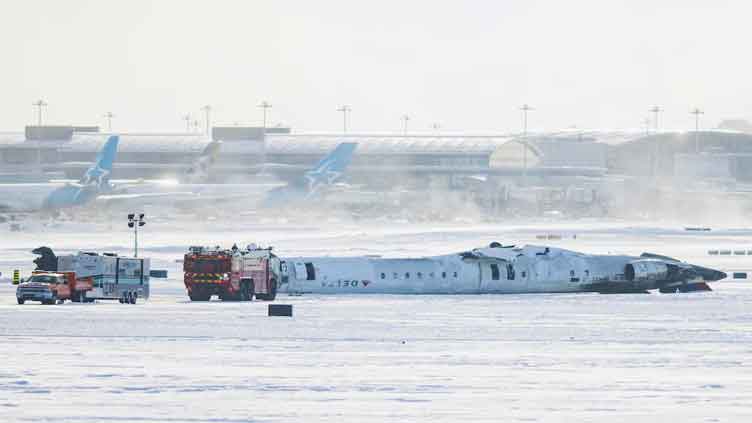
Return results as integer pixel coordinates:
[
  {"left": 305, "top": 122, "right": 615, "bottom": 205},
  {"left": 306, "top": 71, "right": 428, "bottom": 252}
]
[
  {"left": 337, "top": 105, "right": 351, "bottom": 134},
  {"left": 649, "top": 106, "right": 662, "bottom": 133},
  {"left": 520, "top": 104, "right": 534, "bottom": 185},
  {"left": 258, "top": 101, "right": 272, "bottom": 134},
  {"left": 201, "top": 105, "right": 212, "bottom": 136},
  {"left": 691, "top": 108, "right": 704, "bottom": 154},
  {"left": 103, "top": 112, "right": 115, "bottom": 132},
  {"left": 648, "top": 106, "right": 663, "bottom": 179},
  {"left": 127, "top": 213, "right": 146, "bottom": 257},
  {"left": 32, "top": 99, "right": 48, "bottom": 126}
]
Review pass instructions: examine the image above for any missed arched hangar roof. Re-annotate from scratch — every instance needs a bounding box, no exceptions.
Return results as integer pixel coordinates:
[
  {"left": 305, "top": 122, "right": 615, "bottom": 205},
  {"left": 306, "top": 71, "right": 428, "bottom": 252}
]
[{"left": 265, "top": 134, "right": 516, "bottom": 155}]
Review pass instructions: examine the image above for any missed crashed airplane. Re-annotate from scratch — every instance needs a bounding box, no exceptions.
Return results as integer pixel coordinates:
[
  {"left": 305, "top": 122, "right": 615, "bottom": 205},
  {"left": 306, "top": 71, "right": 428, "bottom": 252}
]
[{"left": 281, "top": 243, "right": 728, "bottom": 295}]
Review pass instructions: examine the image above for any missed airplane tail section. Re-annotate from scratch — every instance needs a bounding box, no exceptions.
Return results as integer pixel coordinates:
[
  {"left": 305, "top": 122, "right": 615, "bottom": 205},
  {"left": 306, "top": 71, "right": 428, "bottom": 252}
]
[
  {"left": 79, "top": 135, "right": 119, "bottom": 189},
  {"left": 185, "top": 140, "right": 222, "bottom": 183},
  {"left": 302, "top": 142, "right": 358, "bottom": 194}
]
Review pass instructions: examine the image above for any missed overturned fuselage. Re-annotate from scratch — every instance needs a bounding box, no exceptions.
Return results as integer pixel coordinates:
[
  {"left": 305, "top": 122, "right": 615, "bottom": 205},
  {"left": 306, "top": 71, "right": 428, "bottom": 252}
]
[{"left": 280, "top": 244, "right": 727, "bottom": 295}]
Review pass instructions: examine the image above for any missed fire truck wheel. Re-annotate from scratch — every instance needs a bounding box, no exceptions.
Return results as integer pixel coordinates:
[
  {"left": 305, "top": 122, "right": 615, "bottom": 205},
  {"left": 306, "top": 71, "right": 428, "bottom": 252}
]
[
  {"left": 17, "top": 298, "right": 24, "bottom": 305},
  {"left": 240, "top": 279, "right": 254, "bottom": 301},
  {"left": 188, "top": 289, "right": 209, "bottom": 301},
  {"left": 257, "top": 279, "right": 277, "bottom": 301}
]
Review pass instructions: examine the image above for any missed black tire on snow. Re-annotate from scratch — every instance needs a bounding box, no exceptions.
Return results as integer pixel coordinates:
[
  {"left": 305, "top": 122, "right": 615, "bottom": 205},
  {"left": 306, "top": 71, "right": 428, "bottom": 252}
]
[
  {"left": 239, "top": 283, "right": 248, "bottom": 301},
  {"left": 17, "top": 298, "right": 24, "bottom": 305},
  {"left": 188, "top": 288, "right": 209, "bottom": 301},
  {"left": 257, "top": 279, "right": 277, "bottom": 301},
  {"left": 239, "top": 280, "right": 254, "bottom": 302}
]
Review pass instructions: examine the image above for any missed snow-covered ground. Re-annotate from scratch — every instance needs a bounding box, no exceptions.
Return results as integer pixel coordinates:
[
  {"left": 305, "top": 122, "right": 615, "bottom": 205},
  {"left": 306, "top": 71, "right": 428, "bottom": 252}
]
[{"left": 1, "top": 218, "right": 751, "bottom": 422}]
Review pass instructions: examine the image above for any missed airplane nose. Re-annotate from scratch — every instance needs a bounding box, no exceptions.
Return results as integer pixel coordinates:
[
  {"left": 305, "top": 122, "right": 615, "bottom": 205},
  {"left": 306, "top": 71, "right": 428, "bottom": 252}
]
[{"left": 693, "top": 266, "right": 727, "bottom": 281}]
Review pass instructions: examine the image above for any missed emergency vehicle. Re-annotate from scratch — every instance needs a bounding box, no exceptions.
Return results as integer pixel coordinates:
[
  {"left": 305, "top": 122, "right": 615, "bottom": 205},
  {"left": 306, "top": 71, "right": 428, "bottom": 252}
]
[
  {"left": 17, "top": 251, "right": 150, "bottom": 304},
  {"left": 183, "top": 245, "right": 280, "bottom": 301},
  {"left": 16, "top": 271, "right": 92, "bottom": 304}
]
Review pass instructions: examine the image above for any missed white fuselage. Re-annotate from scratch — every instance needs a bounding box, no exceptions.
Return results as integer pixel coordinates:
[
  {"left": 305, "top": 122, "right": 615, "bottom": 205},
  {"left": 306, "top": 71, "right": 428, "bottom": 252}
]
[
  {"left": 281, "top": 246, "right": 639, "bottom": 295},
  {"left": 0, "top": 183, "right": 63, "bottom": 211}
]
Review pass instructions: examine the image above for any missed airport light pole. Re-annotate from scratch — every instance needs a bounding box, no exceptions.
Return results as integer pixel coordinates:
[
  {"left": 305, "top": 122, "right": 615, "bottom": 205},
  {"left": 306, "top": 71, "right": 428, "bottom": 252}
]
[
  {"left": 201, "top": 105, "right": 212, "bottom": 136},
  {"left": 103, "top": 112, "right": 115, "bottom": 132},
  {"left": 401, "top": 114, "right": 410, "bottom": 136},
  {"left": 642, "top": 117, "right": 651, "bottom": 136},
  {"left": 520, "top": 104, "right": 534, "bottom": 185},
  {"left": 127, "top": 213, "right": 146, "bottom": 258},
  {"left": 337, "top": 105, "right": 351, "bottom": 134},
  {"left": 258, "top": 101, "right": 272, "bottom": 131},
  {"left": 691, "top": 108, "right": 704, "bottom": 154},
  {"left": 183, "top": 114, "right": 192, "bottom": 132},
  {"left": 648, "top": 106, "right": 663, "bottom": 179},
  {"left": 32, "top": 99, "right": 48, "bottom": 126},
  {"left": 649, "top": 106, "right": 662, "bottom": 133}
]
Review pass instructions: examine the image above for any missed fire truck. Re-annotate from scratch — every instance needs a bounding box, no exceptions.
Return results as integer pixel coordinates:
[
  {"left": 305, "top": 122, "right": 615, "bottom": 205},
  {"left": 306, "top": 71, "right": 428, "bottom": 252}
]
[{"left": 183, "top": 245, "right": 280, "bottom": 301}]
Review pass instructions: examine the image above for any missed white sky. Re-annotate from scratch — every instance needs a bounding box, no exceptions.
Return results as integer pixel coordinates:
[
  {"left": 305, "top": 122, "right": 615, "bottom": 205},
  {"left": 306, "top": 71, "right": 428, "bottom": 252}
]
[{"left": 0, "top": 0, "right": 749, "bottom": 133}]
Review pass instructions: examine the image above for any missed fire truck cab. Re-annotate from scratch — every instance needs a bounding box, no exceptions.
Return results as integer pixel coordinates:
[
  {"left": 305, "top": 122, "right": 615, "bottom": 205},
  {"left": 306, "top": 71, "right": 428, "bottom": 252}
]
[{"left": 183, "top": 244, "right": 280, "bottom": 302}]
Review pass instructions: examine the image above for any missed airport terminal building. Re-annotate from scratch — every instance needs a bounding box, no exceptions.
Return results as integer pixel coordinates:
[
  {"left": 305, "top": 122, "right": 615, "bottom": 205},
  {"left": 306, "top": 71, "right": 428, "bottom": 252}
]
[
  {"left": 3, "top": 124, "right": 752, "bottom": 217},
  {"left": 0, "top": 125, "right": 612, "bottom": 185}
]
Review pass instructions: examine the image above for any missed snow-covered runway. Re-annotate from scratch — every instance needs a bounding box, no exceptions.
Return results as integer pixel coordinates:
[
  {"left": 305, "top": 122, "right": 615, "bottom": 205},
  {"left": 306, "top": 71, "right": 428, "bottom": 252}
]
[{"left": 1, "top": 219, "right": 751, "bottom": 422}]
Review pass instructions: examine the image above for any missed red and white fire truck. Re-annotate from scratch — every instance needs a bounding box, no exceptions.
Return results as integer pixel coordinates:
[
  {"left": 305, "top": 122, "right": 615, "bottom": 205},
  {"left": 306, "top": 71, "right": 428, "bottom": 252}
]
[{"left": 183, "top": 245, "right": 280, "bottom": 301}]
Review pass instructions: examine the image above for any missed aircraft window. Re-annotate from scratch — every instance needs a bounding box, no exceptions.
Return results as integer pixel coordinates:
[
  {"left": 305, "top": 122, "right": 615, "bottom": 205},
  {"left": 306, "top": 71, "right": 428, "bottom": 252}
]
[
  {"left": 429, "top": 272, "right": 435, "bottom": 278},
  {"left": 393, "top": 272, "right": 398, "bottom": 279},
  {"left": 305, "top": 262, "right": 316, "bottom": 281},
  {"left": 507, "top": 264, "right": 515, "bottom": 280},
  {"left": 521, "top": 271, "right": 526, "bottom": 278},
  {"left": 585, "top": 270, "right": 590, "bottom": 278},
  {"left": 490, "top": 264, "right": 500, "bottom": 281},
  {"left": 570, "top": 270, "right": 575, "bottom": 277},
  {"left": 417, "top": 272, "right": 423, "bottom": 279},
  {"left": 442, "top": 271, "right": 447, "bottom": 279},
  {"left": 405, "top": 272, "right": 410, "bottom": 279},
  {"left": 453, "top": 272, "right": 458, "bottom": 278},
  {"left": 380, "top": 272, "right": 386, "bottom": 280}
]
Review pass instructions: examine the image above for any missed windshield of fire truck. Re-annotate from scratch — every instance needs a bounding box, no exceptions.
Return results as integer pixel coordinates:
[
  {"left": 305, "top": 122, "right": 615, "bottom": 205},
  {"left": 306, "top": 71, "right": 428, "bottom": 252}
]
[
  {"left": 188, "top": 259, "right": 224, "bottom": 274},
  {"left": 29, "top": 274, "right": 63, "bottom": 284}
]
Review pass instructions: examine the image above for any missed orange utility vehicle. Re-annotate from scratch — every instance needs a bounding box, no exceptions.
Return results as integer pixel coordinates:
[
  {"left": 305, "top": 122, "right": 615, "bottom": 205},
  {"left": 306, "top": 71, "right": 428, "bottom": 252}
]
[{"left": 15, "top": 271, "right": 93, "bottom": 304}]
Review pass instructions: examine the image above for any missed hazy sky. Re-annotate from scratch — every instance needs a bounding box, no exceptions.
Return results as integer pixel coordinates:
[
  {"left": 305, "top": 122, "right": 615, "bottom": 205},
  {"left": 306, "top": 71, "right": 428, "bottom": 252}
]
[{"left": 0, "top": 0, "right": 749, "bottom": 133}]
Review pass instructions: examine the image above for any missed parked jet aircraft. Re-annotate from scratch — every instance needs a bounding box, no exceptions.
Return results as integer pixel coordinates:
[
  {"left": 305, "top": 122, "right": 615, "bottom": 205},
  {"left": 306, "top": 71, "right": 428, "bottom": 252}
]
[
  {"left": 107, "top": 142, "right": 358, "bottom": 210},
  {"left": 0, "top": 135, "right": 119, "bottom": 212},
  {"left": 262, "top": 142, "right": 358, "bottom": 206},
  {"left": 280, "top": 243, "right": 727, "bottom": 295}
]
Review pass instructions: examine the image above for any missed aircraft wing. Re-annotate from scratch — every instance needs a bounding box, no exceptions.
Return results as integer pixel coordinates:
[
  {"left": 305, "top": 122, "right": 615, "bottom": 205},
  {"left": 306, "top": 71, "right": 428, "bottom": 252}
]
[{"left": 96, "top": 191, "right": 197, "bottom": 202}]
